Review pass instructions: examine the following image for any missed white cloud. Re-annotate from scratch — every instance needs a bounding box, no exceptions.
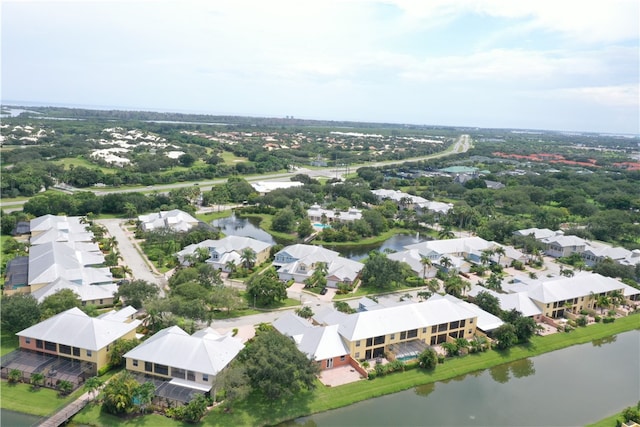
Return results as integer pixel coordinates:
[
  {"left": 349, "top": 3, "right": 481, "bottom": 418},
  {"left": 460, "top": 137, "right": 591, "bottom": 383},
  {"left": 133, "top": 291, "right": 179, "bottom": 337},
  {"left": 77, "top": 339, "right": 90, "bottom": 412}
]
[{"left": 549, "top": 84, "right": 640, "bottom": 108}]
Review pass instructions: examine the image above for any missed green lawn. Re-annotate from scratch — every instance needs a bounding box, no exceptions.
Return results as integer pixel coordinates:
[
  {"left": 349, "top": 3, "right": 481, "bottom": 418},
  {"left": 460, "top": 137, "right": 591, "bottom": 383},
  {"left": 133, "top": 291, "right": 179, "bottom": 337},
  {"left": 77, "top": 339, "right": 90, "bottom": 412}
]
[
  {"left": 52, "top": 156, "right": 116, "bottom": 174},
  {"left": 0, "top": 382, "right": 84, "bottom": 417},
  {"left": 195, "top": 210, "right": 232, "bottom": 224},
  {"left": 586, "top": 411, "right": 626, "bottom": 427},
  {"left": 73, "top": 403, "right": 193, "bottom": 427},
  {"left": 220, "top": 151, "right": 248, "bottom": 165},
  {"left": 198, "top": 314, "right": 640, "bottom": 427},
  {"left": 1, "top": 330, "right": 19, "bottom": 356}
]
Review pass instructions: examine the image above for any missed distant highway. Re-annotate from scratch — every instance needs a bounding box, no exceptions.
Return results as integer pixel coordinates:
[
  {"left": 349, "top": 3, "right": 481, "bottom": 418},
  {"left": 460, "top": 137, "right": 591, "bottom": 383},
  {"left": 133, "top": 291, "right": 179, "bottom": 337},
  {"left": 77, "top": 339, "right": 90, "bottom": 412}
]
[{"left": 0, "top": 135, "right": 471, "bottom": 211}]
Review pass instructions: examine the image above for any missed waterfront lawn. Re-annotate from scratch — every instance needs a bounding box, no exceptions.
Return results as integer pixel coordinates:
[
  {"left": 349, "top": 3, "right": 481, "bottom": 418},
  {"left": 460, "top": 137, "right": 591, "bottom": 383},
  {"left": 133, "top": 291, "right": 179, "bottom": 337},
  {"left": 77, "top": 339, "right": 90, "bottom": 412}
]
[
  {"left": 0, "top": 382, "right": 79, "bottom": 417},
  {"left": 73, "top": 402, "right": 192, "bottom": 427},
  {"left": 586, "top": 411, "right": 626, "bottom": 427},
  {"left": 201, "top": 314, "right": 640, "bottom": 426}
]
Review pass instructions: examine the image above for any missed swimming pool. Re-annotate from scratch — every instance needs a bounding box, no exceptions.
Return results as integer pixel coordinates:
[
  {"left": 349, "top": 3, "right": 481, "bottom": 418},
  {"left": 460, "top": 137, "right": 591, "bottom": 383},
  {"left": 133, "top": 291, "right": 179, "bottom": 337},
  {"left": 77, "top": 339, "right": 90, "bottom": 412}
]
[{"left": 313, "top": 223, "right": 332, "bottom": 229}]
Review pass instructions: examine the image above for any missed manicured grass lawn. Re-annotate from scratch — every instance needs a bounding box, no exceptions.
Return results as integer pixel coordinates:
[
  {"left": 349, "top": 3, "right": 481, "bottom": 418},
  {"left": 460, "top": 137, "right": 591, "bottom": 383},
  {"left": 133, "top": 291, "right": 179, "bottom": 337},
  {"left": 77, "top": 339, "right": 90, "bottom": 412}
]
[
  {"left": 1, "top": 330, "right": 19, "bottom": 356},
  {"left": 52, "top": 157, "right": 116, "bottom": 174},
  {"left": 73, "top": 402, "right": 193, "bottom": 427},
  {"left": 220, "top": 151, "right": 248, "bottom": 165},
  {"left": 586, "top": 411, "right": 626, "bottom": 427},
  {"left": 0, "top": 382, "right": 83, "bottom": 416},
  {"left": 195, "top": 211, "right": 232, "bottom": 224}
]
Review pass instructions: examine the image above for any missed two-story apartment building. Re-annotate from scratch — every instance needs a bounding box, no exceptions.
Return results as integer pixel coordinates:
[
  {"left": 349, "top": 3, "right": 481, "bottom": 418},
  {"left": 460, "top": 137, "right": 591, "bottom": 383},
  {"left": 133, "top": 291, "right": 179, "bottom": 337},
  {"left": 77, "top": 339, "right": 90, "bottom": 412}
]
[
  {"left": 314, "top": 297, "right": 479, "bottom": 361},
  {"left": 16, "top": 306, "right": 140, "bottom": 375},
  {"left": 307, "top": 204, "right": 362, "bottom": 224},
  {"left": 124, "top": 326, "right": 243, "bottom": 400}
]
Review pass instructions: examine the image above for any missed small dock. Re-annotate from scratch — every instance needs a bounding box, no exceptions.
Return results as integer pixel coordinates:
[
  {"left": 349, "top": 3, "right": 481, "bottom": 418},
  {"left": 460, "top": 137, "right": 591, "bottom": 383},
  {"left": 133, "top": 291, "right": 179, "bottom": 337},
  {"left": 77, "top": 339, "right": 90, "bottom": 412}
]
[{"left": 39, "top": 395, "right": 89, "bottom": 427}]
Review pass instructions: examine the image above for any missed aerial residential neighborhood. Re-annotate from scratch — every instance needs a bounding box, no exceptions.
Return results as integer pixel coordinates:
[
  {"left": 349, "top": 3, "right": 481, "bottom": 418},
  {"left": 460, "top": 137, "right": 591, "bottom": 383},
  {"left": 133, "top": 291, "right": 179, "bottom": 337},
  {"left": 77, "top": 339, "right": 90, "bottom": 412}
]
[{"left": 1, "top": 114, "right": 639, "bottom": 427}]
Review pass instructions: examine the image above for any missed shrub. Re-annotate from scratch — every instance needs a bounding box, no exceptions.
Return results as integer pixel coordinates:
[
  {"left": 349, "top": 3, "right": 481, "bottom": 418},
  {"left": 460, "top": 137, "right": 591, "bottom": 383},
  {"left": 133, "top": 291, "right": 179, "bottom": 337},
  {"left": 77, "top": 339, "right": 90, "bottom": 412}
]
[
  {"left": 367, "top": 371, "right": 377, "bottom": 380},
  {"left": 404, "top": 361, "right": 419, "bottom": 371},
  {"left": 232, "top": 328, "right": 239, "bottom": 337},
  {"left": 437, "top": 355, "right": 445, "bottom": 364},
  {"left": 97, "top": 364, "right": 112, "bottom": 376},
  {"left": 603, "top": 317, "right": 616, "bottom": 323},
  {"left": 511, "top": 260, "right": 525, "bottom": 271},
  {"left": 594, "top": 315, "right": 602, "bottom": 323},
  {"left": 576, "top": 316, "right": 588, "bottom": 327}
]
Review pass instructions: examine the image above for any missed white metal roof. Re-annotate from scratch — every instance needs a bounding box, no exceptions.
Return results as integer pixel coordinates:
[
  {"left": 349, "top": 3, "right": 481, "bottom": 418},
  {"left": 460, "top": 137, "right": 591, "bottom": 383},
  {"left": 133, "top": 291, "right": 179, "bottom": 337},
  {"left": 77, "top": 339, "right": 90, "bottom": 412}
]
[
  {"left": 31, "top": 277, "right": 117, "bottom": 304},
  {"left": 513, "top": 272, "right": 627, "bottom": 304},
  {"left": 273, "top": 313, "right": 349, "bottom": 361},
  {"left": 437, "top": 294, "right": 504, "bottom": 331},
  {"left": 336, "top": 298, "right": 478, "bottom": 341},
  {"left": 124, "top": 326, "right": 243, "bottom": 376},
  {"left": 17, "top": 307, "right": 141, "bottom": 351}
]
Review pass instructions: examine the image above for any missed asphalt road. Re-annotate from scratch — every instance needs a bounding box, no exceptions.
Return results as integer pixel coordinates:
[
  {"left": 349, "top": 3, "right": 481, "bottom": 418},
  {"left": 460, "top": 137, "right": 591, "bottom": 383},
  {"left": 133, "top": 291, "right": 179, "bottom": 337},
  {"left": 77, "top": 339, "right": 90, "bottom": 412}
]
[
  {"left": 97, "top": 218, "right": 167, "bottom": 297},
  {"left": 0, "top": 135, "right": 471, "bottom": 211}
]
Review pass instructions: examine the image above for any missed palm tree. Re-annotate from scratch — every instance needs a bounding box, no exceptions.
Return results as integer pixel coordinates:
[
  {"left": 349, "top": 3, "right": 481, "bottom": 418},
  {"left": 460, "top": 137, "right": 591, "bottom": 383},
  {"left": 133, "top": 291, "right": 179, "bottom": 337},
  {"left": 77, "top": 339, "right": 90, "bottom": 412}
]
[
  {"left": 494, "top": 246, "right": 506, "bottom": 265},
  {"left": 438, "top": 226, "right": 455, "bottom": 240},
  {"left": 30, "top": 372, "right": 45, "bottom": 389},
  {"left": 225, "top": 260, "right": 237, "bottom": 275},
  {"left": 480, "top": 250, "right": 492, "bottom": 267},
  {"left": 84, "top": 376, "right": 104, "bottom": 401},
  {"left": 486, "top": 273, "right": 503, "bottom": 292},
  {"left": 441, "top": 342, "right": 459, "bottom": 357},
  {"left": 420, "top": 257, "right": 433, "bottom": 279},
  {"left": 596, "top": 294, "right": 611, "bottom": 314},
  {"left": 8, "top": 369, "right": 22, "bottom": 383},
  {"left": 455, "top": 338, "right": 470, "bottom": 354},
  {"left": 57, "top": 380, "right": 73, "bottom": 396},
  {"left": 240, "top": 248, "right": 257, "bottom": 270},
  {"left": 439, "top": 256, "right": 453, "bottom": 271},
  {"left": 121, "top": 265, "right": 133, "bottom": 278}
]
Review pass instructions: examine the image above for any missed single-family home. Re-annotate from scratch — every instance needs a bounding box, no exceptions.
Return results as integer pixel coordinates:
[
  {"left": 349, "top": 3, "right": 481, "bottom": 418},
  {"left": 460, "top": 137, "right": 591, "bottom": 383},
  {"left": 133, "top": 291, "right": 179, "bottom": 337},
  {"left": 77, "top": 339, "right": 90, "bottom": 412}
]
[
  {"left": 540, "top": 235, "right": 590, "bottom": 258},
  {"left": 513, "top": 228, "right": 559, "bottom": 241},
  {"left": 176, "top": 236, "right": 272, "bottom": 269},
  {"left": 274, "top": 313, "right": 353, "bottom": 370},
  {"left": 124, "top": 326, "right": 243, "bottom": 401},
  {"left": 307, "top": 205, "right": 362, "bottom": 224},
  {"left": 273, "top": 244, "right": 363, "bottom": 287},
  {"left": 138, "top": 209, "right": 200, "bottom": 232},
  {"left": 29, "top": 215, "right": 91, "bottom": 244},
  {"left": 581, "top": 245, "right": 634, "bottom": 267},
  {"left": 370, "top": 189, "right": 453, "bottom": 215},
  {"left": 404, "top": 237, "right": 524, "bottom": 272}
]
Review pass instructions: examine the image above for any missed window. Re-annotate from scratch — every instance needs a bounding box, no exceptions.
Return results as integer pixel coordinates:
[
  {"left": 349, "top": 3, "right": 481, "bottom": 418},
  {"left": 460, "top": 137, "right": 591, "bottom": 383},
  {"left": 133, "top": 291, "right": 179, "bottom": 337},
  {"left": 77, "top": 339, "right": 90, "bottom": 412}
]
[
  {"left": 155, "top": 364, "right": 169, "bottom": 376},
  {"left": 438, "top": 323, "right": 447, "bottom": 332},
  {"left": 400, "top": 331, "right": 407, "bottom": 340},
  {"left": 59, "top": 344, "right": 71, "bottom": 355},
  {"left": 355, "top": 352, "right": 360, "bottom": 359},
  {"left": 99, "top": 299, "right": 104, "bottom": 305},
  {"left": 340, "top": 355, "right": 346, "bottom": 361},
  {"left": 449, "top": 321, "right": 460, "bottom": 330},
  {"left": 25, "top": 337, "right": 31, "bottom": 344},
  {"left": 106, "top": 345, "right": 110, "bottom": 352},
  {"left": 187, "top": 371, "right": 195, "bottom": 381},
  {"left": 355, "top": 341, "right": 361, "bottom": 347},
  {"left": 407, "top": 329, "right": 418, "bottom": 339},
  {"left": 431, "top": 326, "right": 437, "bottom": 333},
  {"left": 468, "top": 329, "right": 472, "bottom": 334},
  {"left": 87, "top": 350, "right": 93, "bottom": 357},
  {"left": 470, "top": 319, "right": 473, "bottom": 323},
  {"left": 366, "top": 338, "right": 373, "bottom": 347},
  {"left": 73, "top": 347, "right": 80, "bottom": 357},
  {"left": 145, "top": 362, "right": 153, "bottom": 372},
  {"left": 203, "top": 374, "right": 209, "bottom": 382},
  {"left": 460, "top": 320, "right": 466, "bottom": 327},
  {"left": 390, "top": 334, "right": 395, "bottom": 340},
  {"left": 422, "top": 328, "right": 427, "bottom": 333},
  {"left": 133, "top": 360, "right": 138, "bottom": 367},
  {"left": 373, "top": 335, "right": 385, "bottom": 345},
  {"left": 44, "top": 341, "right": 56, "bottom": 352}
]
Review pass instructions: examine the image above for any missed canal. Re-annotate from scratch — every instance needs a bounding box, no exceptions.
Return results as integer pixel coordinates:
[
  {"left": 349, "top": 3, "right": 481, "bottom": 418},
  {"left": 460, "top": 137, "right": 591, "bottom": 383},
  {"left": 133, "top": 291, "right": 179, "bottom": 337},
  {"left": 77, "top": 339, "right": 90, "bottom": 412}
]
[{"left": 284, "top": 330, "right": 640, "bottom": 426}]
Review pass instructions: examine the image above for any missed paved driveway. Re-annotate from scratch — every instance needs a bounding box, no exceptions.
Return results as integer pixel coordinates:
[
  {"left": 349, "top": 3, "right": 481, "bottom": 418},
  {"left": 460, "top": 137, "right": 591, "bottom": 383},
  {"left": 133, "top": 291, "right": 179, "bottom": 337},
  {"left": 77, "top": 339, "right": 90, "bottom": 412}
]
[{"left": 97, "top": 219, "right": 166, "bottom": 297}]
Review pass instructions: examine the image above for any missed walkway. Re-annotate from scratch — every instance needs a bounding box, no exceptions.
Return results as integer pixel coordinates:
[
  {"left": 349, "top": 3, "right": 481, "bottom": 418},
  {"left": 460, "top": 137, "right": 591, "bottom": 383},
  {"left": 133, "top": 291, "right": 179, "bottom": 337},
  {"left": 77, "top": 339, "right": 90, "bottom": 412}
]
[
  {"left": 97, "top": 218, "right": 166, "bottom": 297},
  {"left": 38, "top": 392, "right": 91, "bottom": 427}
]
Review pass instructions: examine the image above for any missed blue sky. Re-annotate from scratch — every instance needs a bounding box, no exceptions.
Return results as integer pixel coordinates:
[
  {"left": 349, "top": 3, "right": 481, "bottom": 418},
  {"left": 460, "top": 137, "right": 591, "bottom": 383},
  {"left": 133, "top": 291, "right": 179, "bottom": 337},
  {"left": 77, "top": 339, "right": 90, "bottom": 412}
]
[{"left": 2, "top": 0, "right": 638, "bottom": 134}]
